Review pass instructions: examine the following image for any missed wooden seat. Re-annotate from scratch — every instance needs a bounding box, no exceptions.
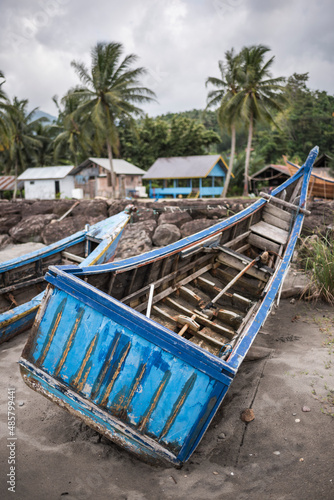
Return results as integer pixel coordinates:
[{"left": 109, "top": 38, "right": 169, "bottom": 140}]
[{"left": 250, "top": 221, "right": 289, "bottom": 245}]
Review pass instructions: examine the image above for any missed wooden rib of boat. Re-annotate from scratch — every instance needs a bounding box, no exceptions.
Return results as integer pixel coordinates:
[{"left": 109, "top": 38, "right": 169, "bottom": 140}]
[
  {"left": 20, "top": 147, "right": 318, "bottom": 467},
  {"left": 285, "top": 156, "right": 334, "bottom": 199},
  {"left": 0, "top": 208, "right": 132, "bottom": 344}
]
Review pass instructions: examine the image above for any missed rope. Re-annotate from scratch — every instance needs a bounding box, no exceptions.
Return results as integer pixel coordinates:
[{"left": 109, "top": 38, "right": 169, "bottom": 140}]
[{"left": 219, "top": 343, "right": 233, "bottom": 357}]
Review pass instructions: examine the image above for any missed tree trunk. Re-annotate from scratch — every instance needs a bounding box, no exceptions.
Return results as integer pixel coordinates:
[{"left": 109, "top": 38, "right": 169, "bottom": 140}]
[
  {"left": 222, "top": 123, "right": 236, "bottom": 198},
  {"left": 13, "top": 159, "right": 18, "bottom": 200},
  {"left": 107, "top": 140, "right": 116, "bottom": 199},
  {"left": 243, "top": 113, "right": 253, "bottom": 197}
]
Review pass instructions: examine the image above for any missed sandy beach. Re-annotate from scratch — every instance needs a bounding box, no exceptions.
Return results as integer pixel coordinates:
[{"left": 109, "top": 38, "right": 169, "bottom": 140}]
[{"left": 0, "top": 297, "right": 333, "bottom": 500}]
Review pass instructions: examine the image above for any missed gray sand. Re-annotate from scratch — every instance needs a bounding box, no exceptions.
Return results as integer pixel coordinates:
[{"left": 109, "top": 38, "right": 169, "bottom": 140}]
[{"left": 0, "top": 300, "right": 333, "bottom": 499}]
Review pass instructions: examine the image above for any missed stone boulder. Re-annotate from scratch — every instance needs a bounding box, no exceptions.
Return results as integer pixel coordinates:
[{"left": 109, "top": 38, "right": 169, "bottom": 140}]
[
  {"left": 0, "top": 201, "right": 22, "bottom": 217},
  {"left": 180, "top": 219, "right": 217, "bottom": 238},
  {"left": 152, "top": 224, "right": 181, "bottom": 247},
  {"left": 302, "top": 200, "right": 334, "bottom": 236},
  {"left": 108, "top": 200, "right": 130, "bottom": 217},
  {"left": 0, "top": 214, "right": 22, "bottom": 234},
  {"left": 114, "top": 221, "right": 156, "bottom": 260},
  {"left": 0, "top": 234, "right": 13, "bottom": 249},
  {"left": 41, "top": 215, "right": 104, "bottom": 245},
  {"left": 9, "top": 214, "right": 57, "bottom": 243},
  {"left": 72, "top": 200, "right": 108, "bottom": 219},
  {"left": 53, "top": 200, "right": 78, "bottom": 217},
  {"left": 157, "top": 211, "right": 192, "bottom": 227},
  {"left": 131, "top": 206, "right": 158, "bottom": 223},
  {"left": 26, "top": 200, "right": 57, "bottom": 217}
]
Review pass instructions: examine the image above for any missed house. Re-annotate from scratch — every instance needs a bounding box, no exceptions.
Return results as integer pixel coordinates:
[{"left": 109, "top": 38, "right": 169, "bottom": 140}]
[
  {"left": 142, "top": 155, "right": 229, "bottom": 199},
  {"left": 249, "top": 164, "right": 290, "bottom": 194},
  {"left": 18, "top": 166, "right": 75, "bottom": 199},
  {"left": 72, "top": 158, "right": 146, "bottom": 199}
]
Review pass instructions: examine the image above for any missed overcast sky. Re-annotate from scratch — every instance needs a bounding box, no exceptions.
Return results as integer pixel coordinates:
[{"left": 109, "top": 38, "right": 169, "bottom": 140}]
[{"left": 1, "top": 0, "right": 333, "bottom": 117}]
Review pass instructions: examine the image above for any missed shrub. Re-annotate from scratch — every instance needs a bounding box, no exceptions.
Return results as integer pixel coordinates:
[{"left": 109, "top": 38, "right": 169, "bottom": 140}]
[{"left": 298, "top": 232, "right": 334, "bottom": 304}]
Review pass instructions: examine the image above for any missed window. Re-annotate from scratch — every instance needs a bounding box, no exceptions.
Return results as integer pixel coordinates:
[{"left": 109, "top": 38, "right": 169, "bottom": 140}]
[{"left": 30, "top": 181, "right": 35, "bottom": 185}]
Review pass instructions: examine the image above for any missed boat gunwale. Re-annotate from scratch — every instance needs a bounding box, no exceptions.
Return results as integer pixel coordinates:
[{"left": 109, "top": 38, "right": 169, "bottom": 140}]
[{"left": 0, "top": 211, "right": 131, "bottom": 274}]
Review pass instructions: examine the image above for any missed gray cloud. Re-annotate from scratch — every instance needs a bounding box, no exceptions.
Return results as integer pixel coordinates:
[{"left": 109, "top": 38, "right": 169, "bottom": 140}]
[{"left": 0, "top": 0, "right": 333, "bottom": 116}]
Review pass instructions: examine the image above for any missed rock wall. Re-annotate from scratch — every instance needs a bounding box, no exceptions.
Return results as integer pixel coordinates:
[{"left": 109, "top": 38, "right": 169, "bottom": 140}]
[{"left": 0, "top": 198, "right": 333, "bottom": 260}]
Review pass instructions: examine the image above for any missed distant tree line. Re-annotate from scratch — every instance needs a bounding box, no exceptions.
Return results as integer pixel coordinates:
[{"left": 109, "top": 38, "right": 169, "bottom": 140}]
[{"left": 0, "top": 42, "right": 333, "bottom": 198}]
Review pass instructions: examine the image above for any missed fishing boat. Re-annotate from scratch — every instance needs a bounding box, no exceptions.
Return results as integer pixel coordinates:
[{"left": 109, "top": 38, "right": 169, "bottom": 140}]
[
  {"left": 285, "top": 156, "right": 334, "bottom": 199},
  {"left": 0, "top": 207, "right": 132, "bottom": 344},
  {"left": 20, "top": 147, "right": 318, "bottom": 467}
]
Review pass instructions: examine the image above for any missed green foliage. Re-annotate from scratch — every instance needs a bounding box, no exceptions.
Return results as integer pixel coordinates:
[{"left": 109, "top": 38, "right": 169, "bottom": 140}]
[
  {"left": 118, "top": 114, "right": 220, "bottom": 170},
  {"left": 298, "top": 234, "right": 334, "bottom": 304},
  {"left": 2, "top": 97, "right": 44, "bottom": 176},
  {"left": 254, "top": 73, "right": 334, "bottom": 163}
]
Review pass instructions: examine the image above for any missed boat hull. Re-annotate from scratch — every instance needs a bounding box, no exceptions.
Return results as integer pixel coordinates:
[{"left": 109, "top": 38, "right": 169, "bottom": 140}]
[
  {"left": 20, "top": 148, "right": 319, "bottom": 465},
  {"left": 0, "top": 210, "right": 131, "bottom": 344},
  {"left": 20, "top": 281, "right": 233, "bottom": 466}
]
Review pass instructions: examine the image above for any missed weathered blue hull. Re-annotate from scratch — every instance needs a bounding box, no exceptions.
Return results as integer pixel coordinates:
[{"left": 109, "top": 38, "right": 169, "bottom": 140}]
[
  {"left": 20, "top": 148, "right": 318, "bottom": 465},
  {"left": 0, "top": 210, "right": 131, "bottom": 344}
]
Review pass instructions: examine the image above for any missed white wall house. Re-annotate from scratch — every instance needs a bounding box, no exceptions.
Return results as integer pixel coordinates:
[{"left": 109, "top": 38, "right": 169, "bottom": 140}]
[{"left": 18, "top": 166, "right": 75, "bottom": 199}]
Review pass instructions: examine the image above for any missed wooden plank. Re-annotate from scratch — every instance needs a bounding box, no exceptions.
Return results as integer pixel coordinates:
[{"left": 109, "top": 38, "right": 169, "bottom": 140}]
[
  {"left": 235, "top": 243, "right": 250, "bottom": 254},
  {"left": 263, "top": 202, "right": 292, "bottom": 223},
  {"left": 190, "top": 327, "right": 229, "bottom": 348},
  {"left": 250, "top": 221, "right": 289, "bottom": 245},
  {"left": 135, "top": 263, "right": 214, "bottom": 313},
  {"left": 178, "top": 286, "right": 204, "bottom": 306},
  {"left": 195, "top": 276, "right": 252, "bottom": 313},
  {"left": 248, "top": 233, "right": 280, "bottom": 254},
  {"left": 260, "top": 192, "right": 310, "bottom": 215},
  {"left": 0, "top": 276, "right": 45, "bottom": 295},
  {"left": 224, "top": 231, "right": 251, "bottom": 249},
  {"left": 164, "top": 297, "right": 235, "bottom": 339},
  {"left": 216, "top": 247, "right": 272, "bottom": 282},
  {"left": 263, "top": 212, "right": 291, "bottom": 232},
  {"left": 61, "top": 251, "right": 85, "bottom": 263},
  {"left": 215, "top": 267, "right": 264, "bottom": 297},
  {"left": 121, "top": 254, "right": 213, "bottom": 305}
]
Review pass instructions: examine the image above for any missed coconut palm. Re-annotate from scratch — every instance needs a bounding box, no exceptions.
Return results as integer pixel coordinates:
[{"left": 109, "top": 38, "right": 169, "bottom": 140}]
[
  {"left": 67, "top": 42, "right": 156, "bottom": 197},
  {"left": 206, "top": 49, "right": 243, "bottom": 197},
  {"left": 0, "top": 71, "right": 11, "bottom": 150},
  {"left": 52, "top": 94, "right": 91, "bottom": 166},
  {"left": 6, "top": 97, "right": 44, "bottom": 198},
  {"left": 231, "top": 45, "right": 286, "bottom": 196}
]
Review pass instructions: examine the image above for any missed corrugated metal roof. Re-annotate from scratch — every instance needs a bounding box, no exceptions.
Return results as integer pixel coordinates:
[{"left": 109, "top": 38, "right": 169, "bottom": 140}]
[
  {"left": 18, "top": 166, "right": 75, "bottom": 181},
  {"left": 142, "top": 155, "right": 228, "bottom": 180},
  {"left": 0, "top": 176, "right": 24, "bottom": 191},
  {"left": 0, "top": 176, "right": 15, "bottom": 190},
  {"left": 72, "top": 158, "right": 146, "bottom": 176},
  {"left": 250, "top": 164, "right": 290, "bottom": 180}
]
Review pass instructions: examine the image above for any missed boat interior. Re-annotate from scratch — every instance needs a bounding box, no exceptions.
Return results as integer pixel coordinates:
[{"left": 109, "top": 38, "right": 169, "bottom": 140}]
[
  {"left": 79, "top": 182, "right": 304, "bottom": 360},
  {"left": 0, "top": 238, "right": 100, "bottom": 313}
]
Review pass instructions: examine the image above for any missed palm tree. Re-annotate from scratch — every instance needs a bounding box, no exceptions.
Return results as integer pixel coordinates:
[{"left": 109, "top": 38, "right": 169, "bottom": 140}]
[
  {"left": 52, "top": 94, "right": 91, "bottom": 166},
  {"left": 6, "top": 98, "right": 44, "bottom": 198},
  {"left": 206, "top": 49, "right": 243, "bottom": 197},
  {"left": 68, "top": 42, "right": 156, "bottom": 197},
  {"left": 231, "top": 45, "right": 286, "bottom": 196},
  {"left": 0, "top": 71, "right": 11, "bottom": 152}
]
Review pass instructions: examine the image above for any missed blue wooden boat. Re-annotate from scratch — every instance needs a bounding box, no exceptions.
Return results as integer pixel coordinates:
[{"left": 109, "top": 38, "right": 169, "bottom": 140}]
[
  {"left": 20, "top": 147, "right": 318, "bottom": 466},
  {"left": 0, "top": 208, "right": 132, "bottom": 344}
]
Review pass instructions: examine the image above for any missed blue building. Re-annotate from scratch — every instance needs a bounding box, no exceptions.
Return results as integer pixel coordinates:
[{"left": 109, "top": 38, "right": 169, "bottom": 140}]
[{"left": 143, "top": 155, "right": 230, "bottom": 199}]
